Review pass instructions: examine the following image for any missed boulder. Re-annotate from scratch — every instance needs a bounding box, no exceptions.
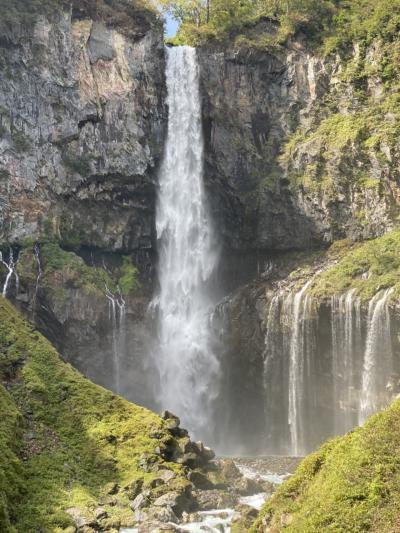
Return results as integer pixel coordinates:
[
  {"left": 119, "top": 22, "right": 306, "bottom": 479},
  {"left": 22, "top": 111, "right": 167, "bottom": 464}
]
[{"left": 130, "top": 493, "right": 149, "bottom": 511}]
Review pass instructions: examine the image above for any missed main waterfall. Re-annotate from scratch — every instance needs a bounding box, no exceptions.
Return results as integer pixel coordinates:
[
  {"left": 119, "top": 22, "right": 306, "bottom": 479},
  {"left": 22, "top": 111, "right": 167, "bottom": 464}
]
[{"left": 152, "top": 46, "right": 219, "bottom": 441}]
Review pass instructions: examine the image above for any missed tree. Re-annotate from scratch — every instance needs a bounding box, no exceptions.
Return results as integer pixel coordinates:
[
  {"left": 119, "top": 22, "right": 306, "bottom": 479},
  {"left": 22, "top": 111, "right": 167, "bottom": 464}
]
[{"left": 158, "top": 0, "right": 208, "bottom": 26}]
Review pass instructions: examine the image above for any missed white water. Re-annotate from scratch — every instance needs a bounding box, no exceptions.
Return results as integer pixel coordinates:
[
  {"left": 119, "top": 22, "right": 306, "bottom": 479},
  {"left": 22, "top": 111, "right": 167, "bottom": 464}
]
[
  {"left": 0, "top": 248, "right": 19, "bottom": 298},
  {"left": 152, "top": 46, "right": 219, "bottom": 439},
  {"left": 106, "top": 287, "right": 126, "bottom": 395},
  {"left": 287, "top": 281, "right": 313, "bottom": 456},
  {"left": 331, "top": 289, "right": 361, "bottom": 433},
  {"left": 359, "top": 288, "right": 393, "bottom": 423}
]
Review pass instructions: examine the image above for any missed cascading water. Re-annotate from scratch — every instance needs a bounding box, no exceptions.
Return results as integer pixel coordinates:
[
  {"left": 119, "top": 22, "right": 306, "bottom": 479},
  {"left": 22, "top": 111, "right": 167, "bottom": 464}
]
[
  {"left": 105, "top": 287, "right": 126, "bottom": 395},
  {"left": 152, "top": 46, "right": 219, "bottom": 441},
  {"left": 359, "top": 288, "right": 393, "bottom": 424},
  {"left": 0, "top": 248, "right": 19, "bottom": 298},
  {"left": 287, "top": 282, "right": 314, "bottom": 456},
  {"left": 331, "top": 289, "right": 362, "bottom": 433},
  {"left": 259, "top": 280, "right": 396, "bottom": 456}
]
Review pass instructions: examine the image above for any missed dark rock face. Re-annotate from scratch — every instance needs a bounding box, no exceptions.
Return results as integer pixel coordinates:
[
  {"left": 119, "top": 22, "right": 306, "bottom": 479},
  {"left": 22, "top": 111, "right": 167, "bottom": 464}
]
[
  {"left": 0, "top": 4, "right": 166, "bottom": 400},
  {"left": 0, "top": 7, "right": 166, "bottom": 253},
  {"left": 198, "top": 42, "right": 400, "bottom": 258},
  {"left": 198, "top": 46, "right": 329, "bottom": 253}
]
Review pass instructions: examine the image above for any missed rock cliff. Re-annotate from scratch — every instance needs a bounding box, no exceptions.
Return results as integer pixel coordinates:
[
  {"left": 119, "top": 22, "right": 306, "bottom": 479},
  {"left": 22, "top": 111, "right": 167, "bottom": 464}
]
[{"left": 199, "top": 29, "right": 400, "bottom": 260}]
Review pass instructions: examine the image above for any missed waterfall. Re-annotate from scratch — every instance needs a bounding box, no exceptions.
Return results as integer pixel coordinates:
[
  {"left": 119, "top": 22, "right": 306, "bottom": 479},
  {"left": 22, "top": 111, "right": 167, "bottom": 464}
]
[
  {"left": 331, "top": 289, "right": 361, "bottom": 433},
  {"left": 106, "top": 288, "right": 126, "bottom": 395},
  {"left": 152, "top": 46, "right": 219, "bottom": 440},
  {"left": 287, "top": 281, "right": 314, "bottom": 456},
  {"left": 359, "top": 289, "right": 393, "bottom": 423},
  {"left": 0, "top": 248, "right": 19, "bottom": 298},
  {"left": 33, "top": 243, "right": 42, "bottom": 309}
]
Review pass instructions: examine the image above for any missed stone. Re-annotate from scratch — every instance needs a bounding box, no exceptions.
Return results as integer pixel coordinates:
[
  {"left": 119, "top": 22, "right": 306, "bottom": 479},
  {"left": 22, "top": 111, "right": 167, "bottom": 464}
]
[
  {"left": 187, "top": 471, "right": 214, "bottom": 490},
  {"left": 66, "top": 508, "right": 97, "bottom": 529},
  {"left": 281, "top": 513, "right": 293, "bottom": 527},
  {"left": 161, "top": 411, "right": 180, "bottom": 423},
  {"left": 164, "top": 418, "right": 180, "bottom": 432},
  {"left": 94, "top": 507, "right": 108, "bottom": 520},
  {"left": 158, "top": 469, "right": 176, "bottom": 483},
  {"left": 125, "top": 478, "right": 144, "bottom": 500},
  {"left": 146, "top": 505, "right": 178, "bottom": 523},
  {"left": 194, "top": 489, "right": 238, "bottom": 511},
  {"left": 130, "top": 493, "right": 149, "bottom": 511}
]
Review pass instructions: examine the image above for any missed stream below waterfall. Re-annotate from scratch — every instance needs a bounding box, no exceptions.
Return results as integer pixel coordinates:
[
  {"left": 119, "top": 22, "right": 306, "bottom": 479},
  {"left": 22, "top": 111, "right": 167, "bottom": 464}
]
[{"left": 120, "top": 457, "right": 300, "bottom": 533}]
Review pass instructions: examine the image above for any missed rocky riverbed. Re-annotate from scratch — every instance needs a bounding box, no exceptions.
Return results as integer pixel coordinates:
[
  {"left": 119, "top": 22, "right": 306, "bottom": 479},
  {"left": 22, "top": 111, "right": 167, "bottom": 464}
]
[{"left": 125, "top": 453, "right": 302, "bottom": 532}]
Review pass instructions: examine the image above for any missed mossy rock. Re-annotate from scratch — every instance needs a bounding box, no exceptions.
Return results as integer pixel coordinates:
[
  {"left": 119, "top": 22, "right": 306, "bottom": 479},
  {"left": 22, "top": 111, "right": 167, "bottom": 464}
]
[
  {"left": 251, "top": 398, "right": 400, "bottom": 532},
  {"left": 0, "top": 297, "right": 186, "bottom": 531}
]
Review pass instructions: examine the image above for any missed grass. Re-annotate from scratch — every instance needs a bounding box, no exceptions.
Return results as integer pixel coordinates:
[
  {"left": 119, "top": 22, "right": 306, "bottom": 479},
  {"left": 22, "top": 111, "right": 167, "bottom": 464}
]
[
  {"left": 310, "top": 230, "right": 400, "bottom": 301},
  {"left": 281, "top": 94, "right": 400, "bottom": 195},
  {"left": 251, "top": 398, "right": 400, "bottom": 532},
  {"left": 17, "top": 240, "right": 140, "bottom": 298},
  {"left": 0, "top": 296, "right": 184, "bottom": 531}
]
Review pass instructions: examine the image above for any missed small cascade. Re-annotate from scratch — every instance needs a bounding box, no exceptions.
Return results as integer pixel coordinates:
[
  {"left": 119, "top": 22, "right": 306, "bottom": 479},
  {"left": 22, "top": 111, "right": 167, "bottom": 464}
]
[
  {"left": 0, "top": 247, "right": 19, "bottom": 298},
  {"left": 105, "top": 287, "right": 126, "bottom": 395},
  {"left": 359, "top": 289, "right": 394, "bottom": 423},
  {"left": 287, "top": 282, "right": 314, "bottom": 456},
  {"left": 33, "top": 243, "right": 42, "bottom": 308},
  {"left": 331, "top": 289, "right": 362, "bottom": 433},
  {"left": 260, "top": 280, "right": 396, "bottom": 455}
]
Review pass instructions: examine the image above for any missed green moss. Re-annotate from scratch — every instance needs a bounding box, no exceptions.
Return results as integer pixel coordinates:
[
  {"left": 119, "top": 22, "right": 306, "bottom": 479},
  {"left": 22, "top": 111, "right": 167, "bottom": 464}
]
[
  {"left": 310, "top": 230, "right": 400, "bottom": 301},
  {"left": 0, "top": 297, "right": 184, "bottom": 531},
  {"left": 118, "top": 256, "right": 140, "bottom": 296},
  {"left": 251, "top": 398, "right": 400, "bottom": 532},
  {"left": 282, "top": 95, "right": 400, "bottom": 195},
  {"left": 17, "top": 240, "right": 140, "bottom": 301}
]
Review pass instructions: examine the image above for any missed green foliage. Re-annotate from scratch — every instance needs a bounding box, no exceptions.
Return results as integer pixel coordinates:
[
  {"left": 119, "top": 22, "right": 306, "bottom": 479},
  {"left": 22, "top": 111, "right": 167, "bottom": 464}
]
[
  {"left": 59, "top": 216, "right": 85, "bottom": 251},
  {"left": 117, "top": 256, "right": 140, "bottom": 296},
  {"left": 18, "top": 239, "right": 140, "bottom": 300},
  {"left": 163, "top": 0, "right": 336, "bottom": 46},
  {"left": 0, "top": 297, "right": 184, "bottom": 531},
  {"left": 282, "top": 93, "right": 400, "bottom": 195},
  {"left": 251, "top": 398, "right": 400, "bottom": 532},
  {"left": 310, "top": 231, "right": 400, "bottom": 301}
]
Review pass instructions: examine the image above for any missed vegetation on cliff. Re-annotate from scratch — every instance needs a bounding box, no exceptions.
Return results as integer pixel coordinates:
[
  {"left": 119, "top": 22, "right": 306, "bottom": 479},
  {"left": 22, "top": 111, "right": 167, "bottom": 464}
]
[
  {"left": 0, "top": 0, "right": 158, "bottom": 41},
  {"left": 162, "top": 0, "right": 400, "bottom": 51},
  {"left": 278, "top": 230, "right": 400, "bottom": 302},
  {"left": 310, "top": 231, "right": 400, "bottom": 301},
  {"left": 251, "top": 398, "right": 400, "bottom": 532},
  {"left": 0, "top": 297, "right": 185, "bottom": 532},
  {"left": 15, "top": 239, "right": 139, "bottom": 301}
]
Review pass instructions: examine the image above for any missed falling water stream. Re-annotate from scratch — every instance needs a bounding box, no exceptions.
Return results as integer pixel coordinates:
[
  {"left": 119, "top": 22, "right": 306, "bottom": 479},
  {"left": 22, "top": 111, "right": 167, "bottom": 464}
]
[
  {"left": 152, "top": 46, "right": 219, "bottom": 441},
  {"left": 359, "top": 288, "right": 393, "bottom": 423}
]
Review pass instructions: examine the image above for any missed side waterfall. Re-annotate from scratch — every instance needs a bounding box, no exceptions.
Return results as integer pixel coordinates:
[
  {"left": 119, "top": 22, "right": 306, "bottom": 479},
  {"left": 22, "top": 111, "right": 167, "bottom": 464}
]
[
  {"left": 287, "top": 281, "right": 314, "bottom": 456},
  {"left": 0, "top": 248, "right": 19, "bottom": 297},
  {"left": 106, "top": 288, "right": 126, "bottom": 395},
  {"left": 152, "top": 46, "right": 219, "bottom": 440},
  {"left": 359, "top": 289, "right": 393, "bottom": 424},
  {"left": 262, "top": 284, "right": 395, "bottom": 456},
  {"left": 331, "top": 289, "right": 362, "bottom": 433}
]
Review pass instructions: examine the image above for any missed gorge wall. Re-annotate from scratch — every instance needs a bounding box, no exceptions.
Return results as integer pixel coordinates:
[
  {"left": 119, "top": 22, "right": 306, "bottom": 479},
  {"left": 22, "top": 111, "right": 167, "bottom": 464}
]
[{"left": 0, "top": 3, "right": 399, "bottom": 457}]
